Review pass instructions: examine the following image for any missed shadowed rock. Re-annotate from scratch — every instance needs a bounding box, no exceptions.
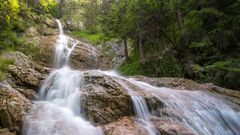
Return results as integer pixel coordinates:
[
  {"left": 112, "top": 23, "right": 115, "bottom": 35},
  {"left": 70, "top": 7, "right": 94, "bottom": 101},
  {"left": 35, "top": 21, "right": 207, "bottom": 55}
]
[{"left": 0, "top": 82, "right": 31, "bottom": 133}]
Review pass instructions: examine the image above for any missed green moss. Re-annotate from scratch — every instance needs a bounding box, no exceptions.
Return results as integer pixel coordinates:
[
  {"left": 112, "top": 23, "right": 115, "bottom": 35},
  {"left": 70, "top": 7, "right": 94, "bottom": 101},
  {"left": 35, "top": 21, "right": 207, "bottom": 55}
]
[{"left": 70, "top": 31, "right": 105, "bottom": 45}]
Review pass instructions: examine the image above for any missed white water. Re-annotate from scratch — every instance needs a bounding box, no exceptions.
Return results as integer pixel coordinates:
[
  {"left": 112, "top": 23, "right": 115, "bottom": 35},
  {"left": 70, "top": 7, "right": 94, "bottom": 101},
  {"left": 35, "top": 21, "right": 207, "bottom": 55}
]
[
  {"left": 97, "top": 70, "right": 240, "bottom": 135},
  {"left": 126, "top": 78, "right": 240, "bottom": 135},
  {"left": 23, "top": 20, "right": 103, "bottom": 135}
]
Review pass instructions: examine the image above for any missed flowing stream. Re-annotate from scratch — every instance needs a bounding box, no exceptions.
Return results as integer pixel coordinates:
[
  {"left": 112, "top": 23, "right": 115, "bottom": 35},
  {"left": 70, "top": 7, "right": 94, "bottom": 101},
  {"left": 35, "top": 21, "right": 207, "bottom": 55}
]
[
  {"left": 23, "top": 20, "right": 240, "bottom": 135},
  {"left": 99, "top": 71, "right": 240, "bottom": 135},
  {"left": 23, "top": 20, "right": 103, "bottom": 135},
  {"left": 126, "top": 78, "right": 240, "bottom": 135}
]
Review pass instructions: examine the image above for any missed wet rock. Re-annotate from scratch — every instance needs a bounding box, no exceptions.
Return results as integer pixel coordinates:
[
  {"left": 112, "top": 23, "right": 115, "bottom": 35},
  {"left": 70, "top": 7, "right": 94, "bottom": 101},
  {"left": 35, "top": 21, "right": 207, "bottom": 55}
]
[
  {"left": 2, "top": 52, "right": 44, "bottom": 89},
  {"left": 103, "top": 117, "right": 148, "bottom": 135},
  {"left": 200, "top": 83, "right": 240, "bottom": 110},
  {"left": 103, "top": 117, "right": 195, "bottom": 135},
  {"left": 0, "top": 128, "right": 16, "bottom": 135},
  {"left": 81, "top": 72, "right": 134, "bottom": 125},
  {"left": 80, "top": 71, "right": 165, "bottom": 125},
  {"left": 0, "top": 82, "right": 31, "bottom": 133},
  {"left": 151, "top": 117, "right": 196, "bottom": 135}
]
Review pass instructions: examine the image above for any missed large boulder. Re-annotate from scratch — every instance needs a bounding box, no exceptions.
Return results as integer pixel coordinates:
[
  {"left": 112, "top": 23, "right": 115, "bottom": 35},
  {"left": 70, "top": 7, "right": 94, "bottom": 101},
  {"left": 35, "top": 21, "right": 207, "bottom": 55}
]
[
  {"left": 80, "top": 71, "right": 133, "bottom": 125},
  {"left": 0, "top": 82, "right": 31, "bottom": 133},
  {"left": 2, "top": 52, "right": 45, "bottom": 89},
  {"left": 80, "top": 71, "right": 164, "bottom": 125},
  {"left": 71, "top": 42, "right": 104, "bottom": 69}
]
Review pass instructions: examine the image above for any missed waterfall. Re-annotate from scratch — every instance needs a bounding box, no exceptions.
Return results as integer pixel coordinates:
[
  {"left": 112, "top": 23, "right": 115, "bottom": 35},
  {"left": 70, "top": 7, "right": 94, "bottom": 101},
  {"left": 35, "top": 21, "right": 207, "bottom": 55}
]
[
  {"left": 97, "top": 70, "right": 240, "bottom": 135},
  {"left": 23, "top": 20, "right": 103, "bottom": 135},
  {"left": 126, "top": 78, "right": 240, "bottom": 135}
]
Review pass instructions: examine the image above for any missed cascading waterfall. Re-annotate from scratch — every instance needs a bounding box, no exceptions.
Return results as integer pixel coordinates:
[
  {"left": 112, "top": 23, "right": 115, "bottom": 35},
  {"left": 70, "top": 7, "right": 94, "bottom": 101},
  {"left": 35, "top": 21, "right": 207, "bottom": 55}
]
[
  {"left": 22, "top": 19, "right": 240, "bottom": 135},
  {"left": 126, "top": 78, "right": 240, "bottom": 135},
  {"left": 98, "top": 70, "right": 240, "bottom": 135},
  {"left": 23, "top": 20, "right": 103, "bottom": 135}
]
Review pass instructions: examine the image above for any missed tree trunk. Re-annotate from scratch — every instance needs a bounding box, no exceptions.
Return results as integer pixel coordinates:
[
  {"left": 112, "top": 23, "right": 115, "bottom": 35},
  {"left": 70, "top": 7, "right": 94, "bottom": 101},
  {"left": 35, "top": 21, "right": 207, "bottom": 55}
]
[
  {"left": 177, "top": 9, "right": 194, "bottom": 77},
  {"left": 177, "top": 9, "right": 188, "bottom": 46},
  {"left": 123, "top": 38, "right": 129, "bottom": 60},
  {"left": 139, "top": 34, "right": 145, "bottom": 66},
  {"left": 177, "top": 10, "right": 184, "bottom": 33},
  {"left": 59, "top": 0, "right": 65, "bottom": 18}
]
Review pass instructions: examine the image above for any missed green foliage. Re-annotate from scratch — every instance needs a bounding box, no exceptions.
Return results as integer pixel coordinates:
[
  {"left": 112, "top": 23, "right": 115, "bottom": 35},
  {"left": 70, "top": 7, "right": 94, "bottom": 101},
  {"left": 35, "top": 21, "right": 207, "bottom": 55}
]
[
  {"left": 0, "top": 0, "right": 239, "bottom": 89},
  {"left": 0, "top": 57, "right": 14, "bottom": 71},
  {"left": 39, "top": 0, "right": 57, "bottom": 12},
  {"left": 17, "top": 43, "right": 38, "bottom": 58},
  {"left": 101, "top": 0, "right": 240, "bottom": 89},
  {"left": 0, "top": 0, "right": 20, "bottom": 30},
  {"left": 0, "top": 30, "right": 23, "bottom": 50},
  {"left": 118, "top": 53, "right": 148, "bottom": 76},
  {"left": 0, "top": 57, "right": 14, "bottom": 80},
  {"left": 82, "top": 0, "right": 101, "bottom": 33},
  {"left": 118, "top": 51, "right": 183, "bottom": 77}
]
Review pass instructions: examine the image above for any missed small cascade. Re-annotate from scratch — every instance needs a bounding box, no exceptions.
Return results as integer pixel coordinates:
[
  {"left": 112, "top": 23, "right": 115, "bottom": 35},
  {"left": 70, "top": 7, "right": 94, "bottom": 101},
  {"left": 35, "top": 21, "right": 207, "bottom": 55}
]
[
  {"left": 23, "top": 20, "right": 103, "bottom": 135},
  {"left": 54, "top": 20, "right": 79, "bottom": 68},
  {"left": 131, "top": 96, "right": 156, "bottom": 135},
  {"left": 96, "top": 70, "right": 240, "bottom": 135},
  {"left": 98, "top": 71, "right": 156, "bottom": 135}
]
